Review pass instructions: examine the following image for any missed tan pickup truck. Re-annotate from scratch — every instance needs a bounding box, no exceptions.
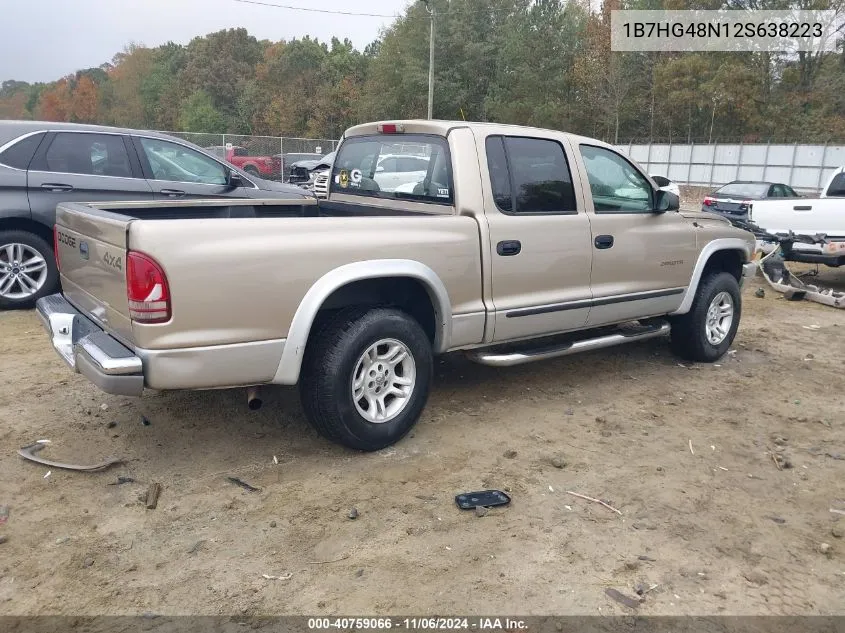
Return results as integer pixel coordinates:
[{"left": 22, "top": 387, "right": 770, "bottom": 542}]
[{"left": 37, "top": 120, "right": 756, "bottom": 451}]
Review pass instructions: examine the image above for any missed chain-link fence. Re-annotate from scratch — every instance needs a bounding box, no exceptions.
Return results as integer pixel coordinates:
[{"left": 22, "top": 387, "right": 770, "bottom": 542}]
[
  {"left": 159, "top": 130, "right": 843, "bottom": 193},
  {"left": 161, "top": 131, "right": 339, "bottom": 181}
]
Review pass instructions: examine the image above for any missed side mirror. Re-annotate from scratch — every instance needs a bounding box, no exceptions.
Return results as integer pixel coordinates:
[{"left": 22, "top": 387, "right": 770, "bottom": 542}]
[
  {"left": 376, "top": 165, "right": 385, "bottom": 173},
  {"left": 228, "top": 171, "right": 246, "bottom": 189},
  {"left": 655, "top": 189, "right": 680, "bottom": 212}
]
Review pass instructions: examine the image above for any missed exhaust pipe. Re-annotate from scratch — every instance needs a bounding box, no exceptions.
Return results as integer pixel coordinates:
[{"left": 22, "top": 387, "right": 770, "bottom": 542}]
[{"left": 246, "top": 386, "right": 263, "bottom": 411}]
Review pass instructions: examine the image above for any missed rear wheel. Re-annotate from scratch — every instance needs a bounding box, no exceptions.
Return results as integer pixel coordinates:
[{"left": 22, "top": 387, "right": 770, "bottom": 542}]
[
  {"left": 299, "top": 307, "right": 433, "bottom": 451},
  {"left": 0, "top": 230, "right": 59, "bottom": 310},
  {"left": 670, "top": 271, "right": 741, "bottom": 362},
  {"left": 244, "top": 165, "right": 259, "bottom": 177}
]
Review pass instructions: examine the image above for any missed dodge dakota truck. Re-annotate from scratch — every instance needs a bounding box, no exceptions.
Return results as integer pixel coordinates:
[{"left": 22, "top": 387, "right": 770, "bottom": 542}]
[{"left": 36, "top": 120, "right": 757, "bottom": 451}]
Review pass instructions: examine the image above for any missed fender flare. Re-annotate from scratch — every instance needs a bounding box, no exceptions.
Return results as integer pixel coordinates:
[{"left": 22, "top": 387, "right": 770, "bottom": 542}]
[
  {"left": 272, "top": 259, "right": 452, "bottom": 385},
  {"left": 670, "top": 238, "right": 752, "bottom": 315}
]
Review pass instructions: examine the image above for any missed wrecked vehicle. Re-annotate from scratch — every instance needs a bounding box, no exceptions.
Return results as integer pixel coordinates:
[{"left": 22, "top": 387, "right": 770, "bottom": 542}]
[
  {"left": 731, "top": 218, "right": 844, "bottom": 309},
  {"left": 37, "top": 120, "right": 756, "bottom": 451},
  {"left": 288, "top": 151, "right": 335, "bottom": 187},
  {"left": 749, "top": 166, "right": 845, "bottom": 267}
]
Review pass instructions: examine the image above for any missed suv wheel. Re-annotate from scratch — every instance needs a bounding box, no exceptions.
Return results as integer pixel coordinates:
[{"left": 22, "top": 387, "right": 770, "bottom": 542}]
[
  {"left": 299, "top": 307, "right": 433, "bottom": 451},
  {"left": 0, "top": 230, "right": 59, "bottom": 310},
  {"left": 670, "top": 271, "right": 741, "bottom": 362}
]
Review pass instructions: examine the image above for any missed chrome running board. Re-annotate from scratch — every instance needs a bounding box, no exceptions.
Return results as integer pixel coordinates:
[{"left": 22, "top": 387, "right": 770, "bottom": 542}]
[{"left": 466, "top": 320, "right": 671, "bottom": 367}]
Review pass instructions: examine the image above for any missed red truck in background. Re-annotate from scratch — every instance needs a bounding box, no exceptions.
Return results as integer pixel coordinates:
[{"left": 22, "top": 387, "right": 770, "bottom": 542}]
[{"left": 207, "top": 145, "right": 281, "bottom": 179}]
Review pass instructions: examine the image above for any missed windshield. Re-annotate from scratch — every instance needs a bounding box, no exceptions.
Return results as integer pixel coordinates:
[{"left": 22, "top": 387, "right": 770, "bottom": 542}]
[
  {"left": 715, "top": 183, "right": 770, "bottom": 198},
  {"left": 331, "top": 135, "right": 452, "bottom": 204}
]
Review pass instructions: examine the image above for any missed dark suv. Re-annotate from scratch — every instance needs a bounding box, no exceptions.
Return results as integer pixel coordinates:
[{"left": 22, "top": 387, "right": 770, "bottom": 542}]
[{"left": 0, "top": 121, "right": 311, "bottom": 309}]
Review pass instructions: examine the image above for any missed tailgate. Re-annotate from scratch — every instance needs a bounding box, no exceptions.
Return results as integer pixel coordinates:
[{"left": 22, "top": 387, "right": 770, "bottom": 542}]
[
  {"left": 752, "top": 199, "right": 844, "bottom": 237},
  {"left": 55, "top": 202, "right": 134, "bottom": 345}
]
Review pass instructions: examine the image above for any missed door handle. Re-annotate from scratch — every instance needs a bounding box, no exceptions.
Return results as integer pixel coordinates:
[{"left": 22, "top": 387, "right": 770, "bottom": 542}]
[
  {"left": 594, "top": 235, "right": 614, "bottom": 249},
  {"left": 41, "top": 183, "right": 73, "bottom": 192},
  {"left": 160, "top": 189, "right": 186, "bottom": 198},
  {"left": 496, "top": 240, "right": 521, "bottom": 256},
  {"left": 793, "top": 205, "right": 812, "bottom": 211}
]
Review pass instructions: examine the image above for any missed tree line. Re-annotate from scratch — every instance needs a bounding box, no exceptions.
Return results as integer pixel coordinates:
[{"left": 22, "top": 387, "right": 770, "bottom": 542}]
[{"left": 1, "top": 0, "right": 843, "bottom": 143}]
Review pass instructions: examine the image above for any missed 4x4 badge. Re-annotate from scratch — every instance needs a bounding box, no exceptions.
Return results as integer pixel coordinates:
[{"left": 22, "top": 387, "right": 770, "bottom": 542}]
[{"left": 79, "top": 241, "right": 89, "bottom": 260}]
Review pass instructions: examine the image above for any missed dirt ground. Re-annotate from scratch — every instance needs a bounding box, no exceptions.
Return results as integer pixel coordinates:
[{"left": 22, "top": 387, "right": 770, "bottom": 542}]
[{"left": 1, "top": 268, "right": 844, "bottom": 617}]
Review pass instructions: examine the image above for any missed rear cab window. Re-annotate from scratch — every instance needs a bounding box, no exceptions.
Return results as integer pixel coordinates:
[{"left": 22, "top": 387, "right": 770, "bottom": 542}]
[{"left": 330, "top": 134, "right": 453, "bottom": 204}]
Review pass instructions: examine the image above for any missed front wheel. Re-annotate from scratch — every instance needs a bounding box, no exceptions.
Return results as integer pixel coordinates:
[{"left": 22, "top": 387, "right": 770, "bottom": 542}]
[
  {"left": 299, "top": 307, "right": 433, "bottom": 451},
  {"left": 244, "top": 165, "right": 260, "bottom": 177},
  {"left": 670, "top": 271, "right": 741, "bottom": 362},
  {"left": 0, "top": 230, "right": 59, "bottom": 310}
]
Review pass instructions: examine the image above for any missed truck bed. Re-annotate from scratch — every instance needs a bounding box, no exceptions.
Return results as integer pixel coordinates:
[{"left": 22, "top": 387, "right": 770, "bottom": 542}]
[
  {"left": 53, "top": 198, "right": 484, "bottom": 359},
  {"left": 83, "top": 198, "right": 450, "bottom": 221}
]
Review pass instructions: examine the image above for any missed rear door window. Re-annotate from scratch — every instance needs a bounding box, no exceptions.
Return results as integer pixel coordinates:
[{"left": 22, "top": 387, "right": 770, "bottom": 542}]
[
  {"left": 39, "top": 132, "right": 134, "bottom": 177},
  {"left": 485, "top": 135, "right": 577, "bottom": 214},
  {"left": 331, "top": 134, "right": 452, "bottom": 204},
  {"left": 485, "top": 136, "right": 512, "bottom": 212}
]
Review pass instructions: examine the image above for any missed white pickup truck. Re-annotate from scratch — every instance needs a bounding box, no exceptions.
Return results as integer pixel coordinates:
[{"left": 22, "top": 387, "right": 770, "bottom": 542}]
[{"left": 749, "top": 167, "right": 845, "bottom": 267}]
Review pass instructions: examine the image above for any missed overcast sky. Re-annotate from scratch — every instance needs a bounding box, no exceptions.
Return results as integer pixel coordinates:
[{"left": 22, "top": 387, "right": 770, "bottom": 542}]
[{"left": 1, "top": 0, "right": 413, "bottom": 83}]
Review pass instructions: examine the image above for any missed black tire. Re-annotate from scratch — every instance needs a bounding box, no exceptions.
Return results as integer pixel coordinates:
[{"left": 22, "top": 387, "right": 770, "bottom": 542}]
[
  {"left": 0, "top": 230, "right": 59, "bottom": 310},
  {"left": 244, "top": 165, "right": 259, "bottom": 176},
  {"left": 670, "top": 271, "right": 741, "bottom": 362},
  {"left": 299, "top": 307, "right": 433, "bottom": 451}
]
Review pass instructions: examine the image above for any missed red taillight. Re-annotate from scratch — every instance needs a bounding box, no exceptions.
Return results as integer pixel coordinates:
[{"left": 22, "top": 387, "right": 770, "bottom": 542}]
[
  {"left": 53, "top": 225, "right": 61, "bottom": 271},
  {"left": 703, "top": 196, "right": 714, "bottom": 206},
  {"left": 126, "top": 251, "right": 170, "bottom": 323},
  {"left": 377, "top": 123, "right": 404, "bottom": 134}
]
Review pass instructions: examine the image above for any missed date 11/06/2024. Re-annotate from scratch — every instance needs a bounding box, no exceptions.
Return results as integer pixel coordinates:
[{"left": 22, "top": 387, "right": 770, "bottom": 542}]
[{"left": 307, "top": 618, "right": 528, "bottom": 630}]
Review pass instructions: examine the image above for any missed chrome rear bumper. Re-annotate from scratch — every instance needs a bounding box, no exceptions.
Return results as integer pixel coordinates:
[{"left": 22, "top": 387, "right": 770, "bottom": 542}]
[{"left": 36, "top": 294, "right": 144, "bottom": 397}]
